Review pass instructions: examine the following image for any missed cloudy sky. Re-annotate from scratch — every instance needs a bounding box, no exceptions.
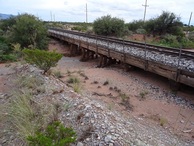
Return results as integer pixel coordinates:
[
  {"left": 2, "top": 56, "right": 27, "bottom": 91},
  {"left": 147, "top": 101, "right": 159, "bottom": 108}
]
[{"left": 0, "top": 0, "right": 193, "bottom": 25}]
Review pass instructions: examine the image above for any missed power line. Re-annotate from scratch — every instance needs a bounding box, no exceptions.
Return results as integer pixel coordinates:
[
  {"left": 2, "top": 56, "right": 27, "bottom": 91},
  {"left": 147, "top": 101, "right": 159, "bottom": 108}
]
[{"left": 142, "top": 0, "right": 149, "bottom": 22}]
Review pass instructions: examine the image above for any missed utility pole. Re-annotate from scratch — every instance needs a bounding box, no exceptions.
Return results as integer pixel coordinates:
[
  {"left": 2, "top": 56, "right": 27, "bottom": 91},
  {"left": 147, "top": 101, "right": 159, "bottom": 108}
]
[
  {"left": 86, "top": 3, "right": 88, "bottom": 23},
  {"left": 188, "top": 12, "right": 193, "bottom": 26},
  {"left": 50, "top": 11, "right": 52, "bottom": 21},
  {"left": 142, "top": 0, "right": 149, "bottom": 22},
  {"left": 53, "top": 14, "right": 55, "bottom": 22}
]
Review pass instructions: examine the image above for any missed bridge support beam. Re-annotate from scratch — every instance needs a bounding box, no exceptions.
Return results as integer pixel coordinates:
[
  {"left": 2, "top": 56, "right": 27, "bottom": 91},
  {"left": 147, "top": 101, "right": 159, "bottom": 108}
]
[
  {"left": 80, "top": 48, "right": 96, "bottom": 62},
  {"left": 169, "top": 79, "right": 181, "bottom": 91},
  {"left": 70, "top": 44, "right": 81, "bottom": 56}
]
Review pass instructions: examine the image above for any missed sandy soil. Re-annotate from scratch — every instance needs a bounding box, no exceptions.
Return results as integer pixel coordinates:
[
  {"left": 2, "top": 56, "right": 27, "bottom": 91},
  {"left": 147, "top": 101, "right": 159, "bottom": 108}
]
[{"left": 48, "top": 38, "right": 194, "bottom": 142}]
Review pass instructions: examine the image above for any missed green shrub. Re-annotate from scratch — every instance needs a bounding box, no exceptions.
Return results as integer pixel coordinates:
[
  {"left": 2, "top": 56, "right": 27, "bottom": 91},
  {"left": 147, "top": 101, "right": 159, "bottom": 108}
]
[
  {"left": 188, "top": 31, "right": 194, "bottom": 41},
  {"left": 136, "top": 28, "right": 146, "bottom": 34},
  {"left": 127, "top": 20, "right": 144, "bottom": 32},
  {"left": 27, "top": 121, "right": 76, "bottom": 146},
  {"left": 159, "top": 34, "right": 180, "bottom": 48},
  {"left": 0, "top": 54, "right": 16, "bottom": 62},
  {"left": 12, "top": 13, "right": 48, "bottom": 49},
  {"left": 93, "top": 15, "right": 125, "bottom": 37},
  {"left": 22, "top": 49, "right": 63, "bottom": 73},
  {"left": 145, "top": 11, "right": 183, "bottom": 36}
]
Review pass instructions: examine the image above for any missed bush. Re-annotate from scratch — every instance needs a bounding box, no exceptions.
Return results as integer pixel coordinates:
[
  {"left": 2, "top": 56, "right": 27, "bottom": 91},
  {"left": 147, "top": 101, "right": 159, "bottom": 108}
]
[
  {"left": 145, "top": 11, "right": 184, "bottom": 36},
  {"left": 160, "top": 34, "right": 180, "bottom": 48},
  {"left": 0, "top": 54, "right": 16, "bottom": 62},
  {"left": 27, "top": 121, "right": 76, "bottom": 146},
  {"left": 188, "top": 31, "right": 194, "bottom": 41},
  {"left": 136, "top": 28, "right": 146, "bottom": 34},
  {"left": 11, "top": 13, "right": 48, "bottom": 49},
  {"left": 93, "top": 15, "right": 125, "bottom": 37},
  {"left": 22, "top": 49, "right": 63, "bottom": 73},
  {"left": 127, "top": 20, "right": 144, "bottom": 32},
  {"left": 159, "top": 34, "right": 194, "bottom": 48}
]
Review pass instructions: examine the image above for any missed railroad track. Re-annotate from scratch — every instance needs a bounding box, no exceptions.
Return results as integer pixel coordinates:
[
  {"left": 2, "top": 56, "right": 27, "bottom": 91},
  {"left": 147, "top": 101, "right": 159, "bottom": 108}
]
[
  {"left": 49, "top": 28, "right": 194, "bottom": 58},
  {"left": 49, "top": 28, "right": 194, "bottom": 72}
]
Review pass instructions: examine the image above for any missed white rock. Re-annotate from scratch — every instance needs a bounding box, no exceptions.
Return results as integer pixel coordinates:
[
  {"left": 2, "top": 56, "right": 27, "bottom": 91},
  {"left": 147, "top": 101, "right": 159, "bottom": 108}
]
[
  {"left": 77, "top": 142, "right": 84, "bottom": 146},
  {"left": 105, "top": 135, "right": 112, "bottom": 143}
]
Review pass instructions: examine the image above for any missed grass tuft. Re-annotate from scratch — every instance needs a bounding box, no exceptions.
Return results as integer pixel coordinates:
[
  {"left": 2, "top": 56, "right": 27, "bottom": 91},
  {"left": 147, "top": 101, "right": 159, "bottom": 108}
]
[
  {"left": 67, "top": 76, "right": 80, "bottom": 84},
  {"left": 53, "top": 70, "right": 63, "bottom": 78},
  {"left": 103, "top": 80, "right": 109, "bottom": 86}
]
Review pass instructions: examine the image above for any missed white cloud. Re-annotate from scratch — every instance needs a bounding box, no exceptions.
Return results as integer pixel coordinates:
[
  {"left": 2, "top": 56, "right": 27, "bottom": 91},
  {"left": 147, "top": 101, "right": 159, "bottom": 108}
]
[{"left": 0, "top": 0, "right": 193, "bottom": 24}]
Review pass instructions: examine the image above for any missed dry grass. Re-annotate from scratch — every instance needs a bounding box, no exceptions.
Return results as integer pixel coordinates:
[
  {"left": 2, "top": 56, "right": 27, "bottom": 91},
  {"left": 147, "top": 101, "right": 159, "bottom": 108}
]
[{"left": 0, "top": 72, "right": 57, "bottom": 144}]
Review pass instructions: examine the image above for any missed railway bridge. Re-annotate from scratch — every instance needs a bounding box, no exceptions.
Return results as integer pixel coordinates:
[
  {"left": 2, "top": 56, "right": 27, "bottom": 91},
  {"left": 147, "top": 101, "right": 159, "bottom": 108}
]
[{"left": 48, "top": 28, "right": 194, "bottom": 89}]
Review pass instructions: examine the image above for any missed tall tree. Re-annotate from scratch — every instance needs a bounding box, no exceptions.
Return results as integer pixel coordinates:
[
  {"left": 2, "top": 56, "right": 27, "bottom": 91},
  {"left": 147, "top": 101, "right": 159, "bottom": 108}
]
[
  {"left": 12, "top": 13, "right": 48, "bottom": 49},
  {"left": 145, "top": 11, "right": 184, "bottom": 36}
]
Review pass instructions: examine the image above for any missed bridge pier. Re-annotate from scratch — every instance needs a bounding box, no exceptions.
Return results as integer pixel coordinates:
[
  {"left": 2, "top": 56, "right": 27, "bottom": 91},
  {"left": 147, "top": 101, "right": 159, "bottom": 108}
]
[
  {"left": 169, "top": 79, "right": 181, "bottom": 91},
  {"left": 98, "top": 55, "right": 115, "bottom": 67},
  {"left": 80, "top": 48, "right": 96, "bottom": 61},
  {"left": 69, "top": 44, "right": 82, "bottom": 56}
]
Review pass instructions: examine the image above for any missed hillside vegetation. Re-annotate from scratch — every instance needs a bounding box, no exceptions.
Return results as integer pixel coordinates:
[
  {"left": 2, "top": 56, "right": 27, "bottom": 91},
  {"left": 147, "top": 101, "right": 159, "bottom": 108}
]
[
  {"left": 50, "top": 11, "right": 194, "bottom": 49},
  {"left": 0, "top": 13, "right": 48, "bottom": 62}
]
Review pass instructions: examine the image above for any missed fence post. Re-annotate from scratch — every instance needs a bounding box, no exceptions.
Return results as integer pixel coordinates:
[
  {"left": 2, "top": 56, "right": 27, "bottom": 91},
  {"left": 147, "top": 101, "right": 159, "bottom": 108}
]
[
  {"left": 122, "top": 39, "right": 126, "bottom": 63},
  {"left": 176, "top": 45, "right": 182, "bottom": 81},
  {"left": 144, "top": 35, "right": 148, "bottom": 70}
]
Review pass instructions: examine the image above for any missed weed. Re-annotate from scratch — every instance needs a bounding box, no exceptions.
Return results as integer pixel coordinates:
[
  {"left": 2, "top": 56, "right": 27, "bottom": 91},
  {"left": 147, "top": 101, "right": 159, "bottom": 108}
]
[
  {"left": 78, "top": 125, "right": 94, "bottom": 141},
  {"left": 85, "top": 76, "right": 89, "bottom": 80},
  {"left": 27, "top": 121, "right": 76, "bottom": 146},
  {"left": 53, "top": 70, "right": 63, "bottom": 78},
  {"left": 9, "top": 91, "right": 38, "bottom": 139},
  {"left": 92, "top": 81, "right": 99, "bottom": 84},
  {"left": 114, "top": 86, "right": 121, "bottom": 93},
  {"left": 78, "top": 70, "right": 89, "bottom": 80},
  {"left": 103, "top": 80, "right": 109, "bottom": 86},
  {"left": 119, "top": 93, "right": 133, "bottom": 110},
  {"left": 36, "top": 85, "right": 46, "bottom": 94},
  {"left": 73, "top": 83, "right": 81, "bottom": 93},
  {"left": 66, "top": 70, "right": 71, "bottom": 76},
  {"left": 139, "top": 90, "right": 149, "bottom": 99},
  {"left": 108, "top": 104, "right": 113, "bottom": 110},
  {"left": 63, "top": 103, "right": 71, "bottom": 112},
  {"left": 16, "top": 75, "right": 44, "bottom": 90},
  {"left": 77, "top": 112, "right": 85, "bottom": 121},
  {"left": 119, "top": 93, "right": 128, "bottom": 102},
  {"left": 109, "top": 87, "right": 113, "bottom": 90},
  {"left": 67, "top": 76, "right": 80, "bottom": 84},
  {"left": 160, "top": 117, "right": 168, "bottom": 127},
  {"left": 67, "top": 76, "right": 81, "bottom": 93}
]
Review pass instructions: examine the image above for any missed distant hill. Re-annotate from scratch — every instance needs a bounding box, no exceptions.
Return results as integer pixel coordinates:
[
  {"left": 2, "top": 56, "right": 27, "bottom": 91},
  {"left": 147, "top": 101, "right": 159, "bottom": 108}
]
[{"left": 0, "top": 13, "right": 14, "bottom": 20}]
